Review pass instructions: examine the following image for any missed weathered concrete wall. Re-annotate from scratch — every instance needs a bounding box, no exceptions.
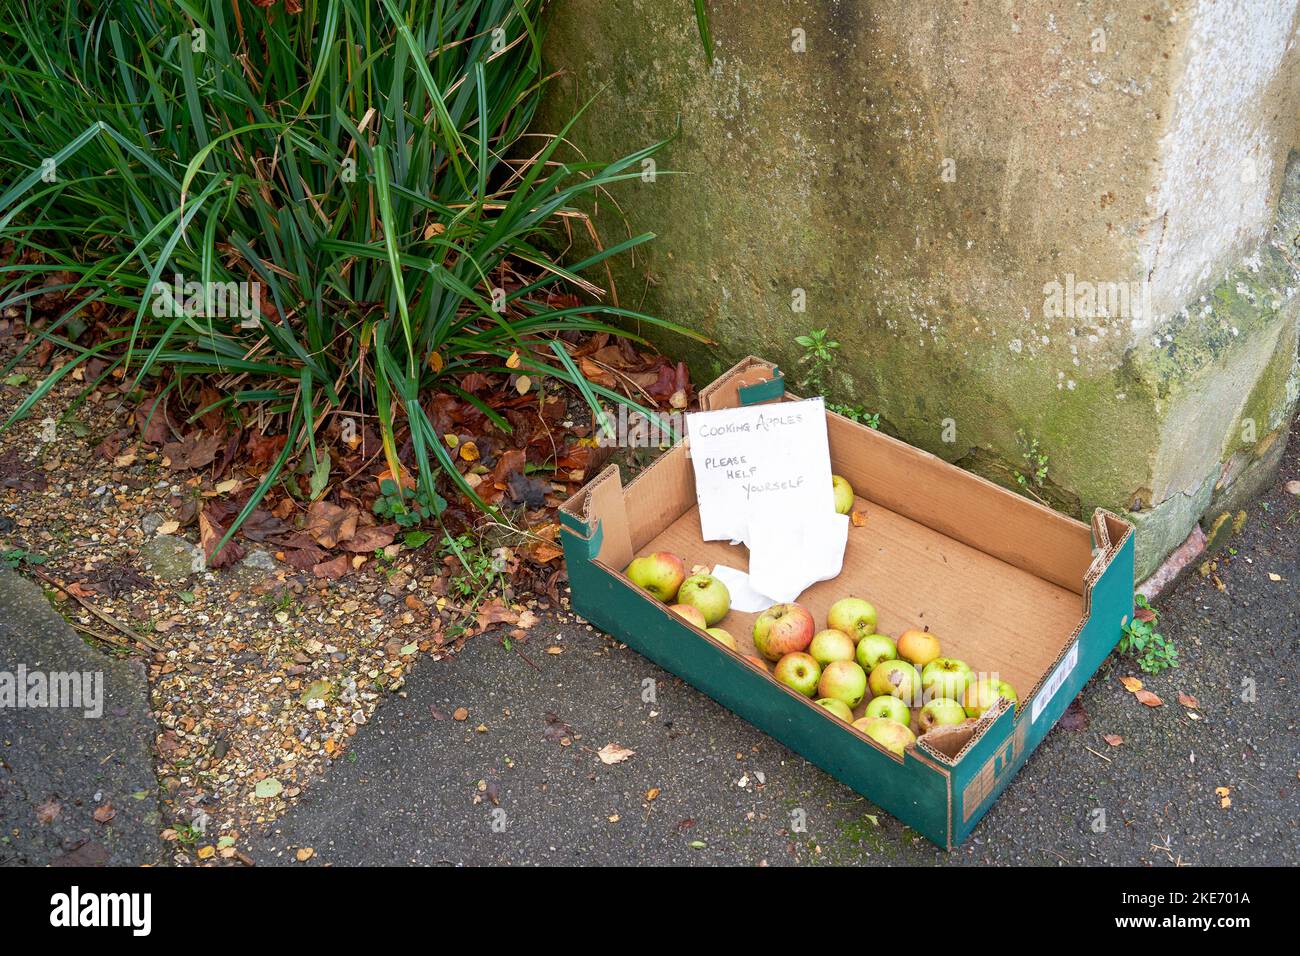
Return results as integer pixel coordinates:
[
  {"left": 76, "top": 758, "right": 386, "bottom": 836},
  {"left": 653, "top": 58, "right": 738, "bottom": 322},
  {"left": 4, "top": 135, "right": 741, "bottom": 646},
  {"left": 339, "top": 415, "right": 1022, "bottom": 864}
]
[{"left": 540, "top": 1, "right": 1300, "bottom": 578}]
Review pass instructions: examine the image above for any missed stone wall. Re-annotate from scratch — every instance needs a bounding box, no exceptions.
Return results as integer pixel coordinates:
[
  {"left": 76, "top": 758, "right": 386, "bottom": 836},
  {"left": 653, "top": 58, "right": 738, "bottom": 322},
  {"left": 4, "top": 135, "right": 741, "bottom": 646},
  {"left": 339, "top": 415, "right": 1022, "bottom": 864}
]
[{"left": 539, "top": 0, "right": 1300, "bottom": 578}]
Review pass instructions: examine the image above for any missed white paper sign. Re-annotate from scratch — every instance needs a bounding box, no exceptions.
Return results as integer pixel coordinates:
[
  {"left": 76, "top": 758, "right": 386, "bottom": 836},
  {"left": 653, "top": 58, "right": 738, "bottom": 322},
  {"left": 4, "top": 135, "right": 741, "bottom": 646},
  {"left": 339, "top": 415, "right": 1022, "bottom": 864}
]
[
  {"left": 687, "top": 398, "right": 845, "bottom": 605},
  {"left": 686, "top": 398, "right": 836, "bottom": 545}
]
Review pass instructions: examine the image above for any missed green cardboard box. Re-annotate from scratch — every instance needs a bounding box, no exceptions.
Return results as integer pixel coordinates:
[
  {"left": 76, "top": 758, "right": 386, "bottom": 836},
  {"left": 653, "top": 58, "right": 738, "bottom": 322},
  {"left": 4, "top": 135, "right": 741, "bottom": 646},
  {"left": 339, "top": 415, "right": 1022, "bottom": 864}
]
[{"left": 560, "top": 357, "right": 1135, "bottom": 849}]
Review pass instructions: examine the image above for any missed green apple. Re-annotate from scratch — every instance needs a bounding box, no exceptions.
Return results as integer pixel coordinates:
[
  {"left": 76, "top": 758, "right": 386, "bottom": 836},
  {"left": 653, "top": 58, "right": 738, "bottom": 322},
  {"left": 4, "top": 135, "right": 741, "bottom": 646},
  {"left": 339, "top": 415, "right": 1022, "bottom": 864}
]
[
  {"left": 774, "top": 652, "right": 822, "bottom": 698},
  {"left": 676, "top": 573, "right": 731, "bottom": 626},
  {"left": 826, "top": 597, "right": 877, "bottom": 642},
  {"left": 856, "top": 633, "right": 897, "bottom": 671},
  {"left": 705, "top": 627, "right": 736, "bottom": 649},
  {"left": 668, "top": 603, "right": 707, "bottom": 629},
  {"left": 832, "top": 474, "right": 855, "bottom": 515},
  {"left": 865, "top": 695, "right": 910, "bottom": 725},
  {"left": 753, "top": 603, "right": 816, "bottom": 661},
  {"left": 917, "top": 697, "right": 966, "bottom": 733},
  {"left": 624, "top": 551, "right": 686, "bottom": 602},
  {"left": 808, "top": 629, "right": 856, "bottom": 667},
  {"left": 868, "top": 659, "right": 922, "bottom": 705},
  {"left": 921, "top": 657, "right": 973, "bottom": 701},
  {"left": 817, "top": 660, "right": 868, "bottom": 707},
  {"left": 816, "top": 697, "right": 854, "bottom": 722},
  {"left": 852, "top": 716, "right": 916, "bottom": 756},
  {"left": 963, "top": 677, "right": 1018, "bottom": 717}
]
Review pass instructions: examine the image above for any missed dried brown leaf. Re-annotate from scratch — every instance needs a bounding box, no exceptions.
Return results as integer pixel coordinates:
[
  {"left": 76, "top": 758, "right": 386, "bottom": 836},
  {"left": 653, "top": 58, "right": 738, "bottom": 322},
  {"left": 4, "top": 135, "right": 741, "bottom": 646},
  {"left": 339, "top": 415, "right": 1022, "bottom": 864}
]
[{"left": 306, "top": 500, "right": 358, "bottom": 548}]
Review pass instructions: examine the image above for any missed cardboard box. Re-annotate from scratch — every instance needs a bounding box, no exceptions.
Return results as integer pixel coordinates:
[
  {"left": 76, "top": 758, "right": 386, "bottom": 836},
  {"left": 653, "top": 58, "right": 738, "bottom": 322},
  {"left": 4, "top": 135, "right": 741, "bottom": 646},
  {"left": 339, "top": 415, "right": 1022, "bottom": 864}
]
[{"left": 560, "top": 357, "right": 1135, "bottom": 849}]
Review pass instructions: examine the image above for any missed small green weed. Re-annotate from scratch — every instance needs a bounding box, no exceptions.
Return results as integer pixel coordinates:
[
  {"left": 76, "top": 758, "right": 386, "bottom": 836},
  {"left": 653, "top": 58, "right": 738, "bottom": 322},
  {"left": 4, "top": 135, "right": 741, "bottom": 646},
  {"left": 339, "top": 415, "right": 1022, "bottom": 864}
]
[{"left": 1118, "top": 594, "right": 1179, "bottom": 674}]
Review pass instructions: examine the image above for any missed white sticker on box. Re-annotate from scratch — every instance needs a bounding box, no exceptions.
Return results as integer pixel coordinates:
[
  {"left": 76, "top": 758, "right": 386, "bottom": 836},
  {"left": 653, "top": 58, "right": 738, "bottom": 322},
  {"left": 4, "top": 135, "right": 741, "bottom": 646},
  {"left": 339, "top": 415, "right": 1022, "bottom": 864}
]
[{"left": 1031, "top": 641, "right": 1079, "bottom": 724}]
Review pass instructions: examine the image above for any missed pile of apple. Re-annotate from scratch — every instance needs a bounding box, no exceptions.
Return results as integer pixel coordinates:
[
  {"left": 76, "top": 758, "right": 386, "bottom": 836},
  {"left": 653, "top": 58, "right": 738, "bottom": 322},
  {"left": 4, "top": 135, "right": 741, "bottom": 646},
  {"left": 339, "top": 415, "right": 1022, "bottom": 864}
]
[
  {"left": 624, "top": 550, "right": 738, "bottom": 645},
  {"left": 624, "top": 551, "right": 1017, "bottom": 759},
  {"left": 750, "top": 600, "right": 1017, "bottom": 756}
]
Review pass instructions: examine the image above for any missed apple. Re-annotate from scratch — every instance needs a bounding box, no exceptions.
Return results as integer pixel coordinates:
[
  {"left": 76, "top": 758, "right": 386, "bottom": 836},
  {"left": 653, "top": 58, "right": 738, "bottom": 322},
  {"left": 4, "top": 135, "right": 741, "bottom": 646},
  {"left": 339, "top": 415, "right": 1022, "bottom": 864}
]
[
  {"left": 868, "top": 660, "right": 922, "bottom": 705},
  {"left": 668, "top": 603, "right": 707, "bottom": 629},
  {"left": 963, "top": 677, "right": 1018, "bottom": 717},
  {"left": 865, "top": 695, "right": 910, "bottom": 725},
  {"left": 753, "top": 603, "right": 816, "bottom": 661},
  {"left": 743, "top": 654, "right": 770, "bottom": 672},
  {"left": 832, "top": 474, "right": 855, "bottom": 515},
  {"left": 816, "top": 697, "right": 854, "bottom": 722},
  {"left": 855, "top": 633, "right": 897, "bottom": 671},
  {"left": 897, "top": 628, "right": 941, "bottom": 668},
  {"left": 676, "top": 573, "right": 731, "bottom": 625},
  {"left": 624, "top": 551, "right": 686, "bottom": 602},
  {"left": 774, "top": 652, "right": 821, "bottom": 698},
  {"left": 826, "top": 597, "right": 877, "bottom": 642},
  {"left": 917, "top": 697, "right": 966, "bottom": 733},
  {"left": 921, "top": 657, "right": 973, "bottom": 701},
  {"left": 817, "top": 660, "right": 868, "bottom": 707},
  {"left": 852, "top": 716, "right": 916, "bottom": 756},
  {"left": 705, "top": 627, "right": 736, "bottom": 650},
  {"left": 808, "top": 629, "right": 856, "bottom": 667}
]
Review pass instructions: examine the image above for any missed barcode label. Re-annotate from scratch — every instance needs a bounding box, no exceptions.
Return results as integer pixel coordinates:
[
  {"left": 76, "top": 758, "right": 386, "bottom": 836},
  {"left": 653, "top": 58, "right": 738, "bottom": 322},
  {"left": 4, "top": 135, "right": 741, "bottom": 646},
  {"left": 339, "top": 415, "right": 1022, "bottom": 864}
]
[{"left": 1032, "top": 641, "right": 1079, "bottom": 723}]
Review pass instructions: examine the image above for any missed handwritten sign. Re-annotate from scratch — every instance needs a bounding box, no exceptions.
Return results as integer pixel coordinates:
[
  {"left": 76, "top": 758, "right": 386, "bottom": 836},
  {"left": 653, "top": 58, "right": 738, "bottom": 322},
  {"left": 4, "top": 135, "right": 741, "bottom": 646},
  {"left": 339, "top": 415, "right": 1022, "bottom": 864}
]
[{"left": 687, "top": 398, "right": 835, "bottom": 544}]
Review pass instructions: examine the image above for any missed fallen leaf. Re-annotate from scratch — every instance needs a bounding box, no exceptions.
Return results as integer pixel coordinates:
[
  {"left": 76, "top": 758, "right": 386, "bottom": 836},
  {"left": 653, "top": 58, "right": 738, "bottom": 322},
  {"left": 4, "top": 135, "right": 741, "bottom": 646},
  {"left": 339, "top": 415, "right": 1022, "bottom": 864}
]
[
  {"left": 196, "top": 845, "right": 216, "bottom": 860},
  {"left": 306, "top": 500, "right": 358, "bottom": 548},
  {"left": 1120, "top": 676, "right": 1144, "bottom": 693},
  {"left": 851, "top": 510, "right": 868, "bottom": 527},
  {"left": 597, "top": 743, "right": 636, "bottom": 765},
  {"left": 1059, "top": 700, "right": 1089, "bottom": 731},
  {"left": 254, "top": 778, "right": 283, "bottom": 800},
  {"left": 35, "top": 797, "right": 61, "bottom": 824},
  {"left": 311, "top": 554, "right": 349, "bottom": 579},
  {"left": 92, "top": 803, "right": 115, "bottom": 824},
  {"left": 515, "top": 375, "right": 532, "bottom": 395},
  {"left": 199, "top": 506, "right": 243, "bottom": 568},
  {"left": 1177, "top": 692, "right": 1200, "bottom": 709},
  {"left": 340, "top": 523, "right": 397, "bottom": 553},
  {"left": 296, "top": 847, "right": 315, "bottom": 862},
  {"left": 155, "top": 519, "right": 180, "bottom": 535},
  {"left": 1102, "top": 734, "right": 1124, "bottom": 747},
  {"left": 474, "top": 598, "right": 518, "bottom": 631},
  {"left": 1135, "top": 690, "right": 1163, "bottom": 707},
  {"left": 459, "top": 441, "right": 480, "bottom": 462},
  {"left": 453, "top": 707, "right": 469, "bottom": 721},
  {"left": 506, "top": 350, "right": 522, "bottom": 369},
  {"left": 645, "top": 787, "right": 661, "bottom": 801},
  {"left": 1267, "top": 572, "right": 1282, "bottom": 582},
  {"left": 542, "top": 712, "right": 574, "bottom": 744},
  {"left": 1134, "top": 605, "right": 1156, "bottom": 623},
  {"left": 162, "top": 431, "right": 222, "bottom": 471}
]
